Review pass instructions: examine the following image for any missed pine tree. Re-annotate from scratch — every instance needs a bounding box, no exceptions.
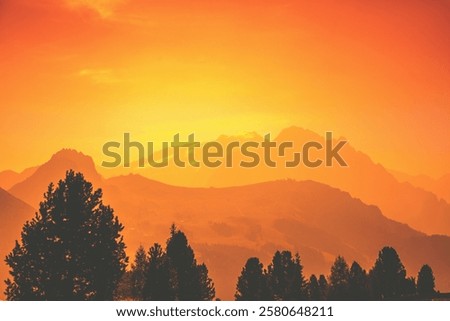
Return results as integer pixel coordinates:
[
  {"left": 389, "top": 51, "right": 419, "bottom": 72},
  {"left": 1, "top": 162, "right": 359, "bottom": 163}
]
[
  {"left": 267, "top": 251, "right": 306, "bottom": 300},
  {"left": 197, "top": 263, "right": 215, "bottom": 301},
  {"left": 114, "top": 271, "right": 133, "bottom": 300},
  {"left": 417, "top": 264, "right": 435, "bottom": 299},
  {"left": 348, "top": 261, "right": 370, "bottom": 300},
  {"left": 130, "top": 246, "right": 148, "bottom": 299},
  {"left": 4, "top": 170, "right": 127, "bottom": 300},
  {"left": 143, "top": 225, "right": 215, "bottom": 301},
  {"left": 318, "top": 274, "right": 328, "bottom": 300},
  {"left": 307, "top": 274, "right": 322, "bottom": 300},
  {"left": 328, "top": 256, "right": 350, "bottom": 300},
  {"left": 369, "top": 246, "right": 407, "bottom": 300},
  {"left": 404, "top": 276, "right": 417, "bottom": 298},
  {"left": 142, "top": 243, "right": 174, "bottom": 300},
  {"left": 235, "top": 257, "right": 270, "bottom": 300},
  {"left": 166, "top": 226, "right": 201, "bottom": 300}
]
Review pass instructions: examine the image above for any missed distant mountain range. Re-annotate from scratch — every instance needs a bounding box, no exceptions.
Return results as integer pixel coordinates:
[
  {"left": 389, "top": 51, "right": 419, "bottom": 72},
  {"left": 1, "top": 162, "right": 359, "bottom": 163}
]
[
  {"left": 0, "top": 188, "right": 35, "bottom": 297},
  {"left": 0, "top": 166, "right": 37, "bottom": 190},
  {"left": 113, "top": 127, "right": 450, "bottom": 236},
  {"left": 390, "top": 169, "right": 450, "bottom": 204},
  {"left": 8, "top": 149, "right": 103, "bottom": 207},
  {"left": 0, "top": 145, "right": 449, "bottom": 299},
  {"left": 101, "top": 174, "right": 450, "bottom": 299}
]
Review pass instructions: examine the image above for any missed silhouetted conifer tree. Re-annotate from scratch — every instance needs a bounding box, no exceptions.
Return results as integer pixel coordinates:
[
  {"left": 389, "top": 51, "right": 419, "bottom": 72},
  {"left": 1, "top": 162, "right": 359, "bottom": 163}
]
[
  {"left": 130, "top": 246, "right": 148, "bottom": 299},
  {"left": 348, "top": 261, "right": 370, "bottom": 300},
  {"left": 142, "top": 226, "right": 215, "bottom": 300},
  {"left": 235, "top": 257, "right": 271, "bottom": 300},
  {"left": 369, "top": 246, "right": 407, "bottom": 300},
  {"left": 4, "top": 170, "right": 127, "bottom": 300},
  {"left": 197, "top": 263, "right": 216, "bottom": 301},
  {"left": 307, "top": 274, "right": 323, "bottom": 300},
  {"left": 318, "top": 274, "right": 329, "bottom": 300},
  {"left": 115, "top": 271, "right": 133, "bottom": 299},
  {"left": 267, "top": 251, "right": 306, "bottom": 300},
  {"left": 166, "top": 225, "right": 201, "bottom": 300},
  {"left": 328, "top": 256, "right": 350, "bottom": 300},
  {"left": 404, "top": 276, "right": 417, "bottom": 298},
  {"left": 417, "top": 264, "right": 435, "bottom": 299},
  {"left": 142, "top": 243, "right": 174, "bottom": 300}
]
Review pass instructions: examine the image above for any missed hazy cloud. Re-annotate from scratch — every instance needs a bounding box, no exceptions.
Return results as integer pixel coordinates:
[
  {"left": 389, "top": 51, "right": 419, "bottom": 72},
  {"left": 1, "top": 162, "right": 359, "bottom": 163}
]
[
  {"left": 77, "top": 68, "right": 121, "bottom": 84},
  {"left": 64, "top": 0, "right": 125, "bottom": 17}
]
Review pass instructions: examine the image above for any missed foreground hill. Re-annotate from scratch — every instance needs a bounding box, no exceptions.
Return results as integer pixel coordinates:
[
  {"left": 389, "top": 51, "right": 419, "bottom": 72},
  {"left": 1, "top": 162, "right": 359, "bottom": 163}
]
[
  {"left": 3, "top": 148, "right": 450, "bottom": 299},
  {"left": 102, "top": 175, "right": 450, "bottom": 299}
]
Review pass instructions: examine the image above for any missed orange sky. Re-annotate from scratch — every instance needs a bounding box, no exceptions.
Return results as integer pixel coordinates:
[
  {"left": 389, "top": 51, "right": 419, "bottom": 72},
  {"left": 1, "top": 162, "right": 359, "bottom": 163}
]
[{"left": 0, "top": 0, "right": 449, "bottom": 177}]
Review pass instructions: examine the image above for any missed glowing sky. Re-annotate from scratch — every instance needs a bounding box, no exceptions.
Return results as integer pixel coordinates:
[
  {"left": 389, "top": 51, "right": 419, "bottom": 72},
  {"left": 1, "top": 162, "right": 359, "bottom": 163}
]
[{"left": 1, "top": 0, "right": 449, "bottom": 177}]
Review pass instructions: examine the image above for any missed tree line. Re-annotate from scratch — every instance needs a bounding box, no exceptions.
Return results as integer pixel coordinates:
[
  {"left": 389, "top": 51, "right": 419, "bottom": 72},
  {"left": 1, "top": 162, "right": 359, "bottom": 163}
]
[
  {"left": 3, "top": 171, "right": 439, "bottom": 300},
  {"left": 235, "top": 249, "right": 436, "bottom": 301},
  {"left": 116, "top": 225, "right": 215, "bottom": 301}
]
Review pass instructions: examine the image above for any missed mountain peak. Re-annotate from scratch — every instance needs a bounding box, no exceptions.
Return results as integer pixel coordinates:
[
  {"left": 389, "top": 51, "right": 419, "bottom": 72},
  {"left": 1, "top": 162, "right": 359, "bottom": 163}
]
[
  {"left": 50, "top": 148, "right": 90, "bottom": 161},
  {"left": 8, "top": 148, "right": 102, "bottom": 207},
  {"left": 47, "top": 149, "right": 99, "bottom": 174},
  {"left": 216, "top": 131, "right": 263, "bottom": 143},
  {"left": 276, "top": 126, "right": 323, "bottom": 141}
]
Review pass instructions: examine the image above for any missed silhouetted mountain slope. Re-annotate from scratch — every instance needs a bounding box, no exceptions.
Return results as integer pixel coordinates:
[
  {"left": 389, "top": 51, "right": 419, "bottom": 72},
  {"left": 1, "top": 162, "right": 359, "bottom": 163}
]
[
  {"left": 102, "top": 175, "right": 450, "bottom": 299},
  {"left": 2, "top": 148, "right": 449, "bottom": 300},
  {"left": 391, "top": 170, "right": 450, "bottom": 204},
  {"left": 8, "top": 149, "right": 102, "bottom": 208},
  {"left": 132, "top": 126, "right": 450, "bottom": 236}
]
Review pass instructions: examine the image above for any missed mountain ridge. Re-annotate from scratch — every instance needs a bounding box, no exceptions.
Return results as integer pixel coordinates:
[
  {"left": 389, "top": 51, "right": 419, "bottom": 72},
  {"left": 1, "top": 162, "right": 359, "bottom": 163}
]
[
  {"left": 119, "top": 126, "right": 450, "bottom": 236},
  {"left": 8, "top": 149, "right": 103, "bottom": 208},
  {"left": 101, "top": 174, "right": 450, "bottom": 299},
  {"left": 2, "top": 143, "right": 450, "bottom": 299}
]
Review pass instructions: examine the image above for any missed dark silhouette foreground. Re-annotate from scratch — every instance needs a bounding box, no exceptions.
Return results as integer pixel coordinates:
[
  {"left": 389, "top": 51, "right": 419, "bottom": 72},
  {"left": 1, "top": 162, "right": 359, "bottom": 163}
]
[
  {"left": 4, "top": 171, "right": 127, "bottom": 300},
  {"left": 235, "top": 247, "right": 437, "bottom": 301},
  {"left": 118, "top": 225, "right": 215, "bottom": 301},
  {"left": 3, "top": 170, "right": 440, "bottom": 301}
]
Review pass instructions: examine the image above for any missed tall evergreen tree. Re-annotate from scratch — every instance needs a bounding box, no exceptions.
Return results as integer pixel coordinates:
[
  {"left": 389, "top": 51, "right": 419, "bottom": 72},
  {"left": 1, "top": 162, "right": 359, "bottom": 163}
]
[
  {"left": 318, "top": 274, "right": 329, "bottom": 300},
  {"left": 142, "top": 243, "right": 174, "bottom": 300},
  {"left": 4, "top": 170, "right": 127, "bottom": 300},
  {"left": 417, "top": 264, "right": 436, "bottom": 299},
  {"left": 197, "top": 263, "right": 215, "bottom": 301},
  {"left": 403, "top": 276, "right": 417, "bottom": 298},
  {"left": 235, "top": 257, "right": 270, "bottom": 300},
  {"left": 114, "top": 271, "right": 133, "bottom": 299},
  {"left": 166, "top": 225, "right": 201, "bottom": 300},
  {"left": 348, "top": 261, "right": 370, "bottom": 300},
  {"left": 140, "top": 225, "right": 214, "bottom": 301},
  {"left": 267, "top": 251, "right": 306, "bottom": 300},
  {"left": 369, "top": 246, "right": 407, "bottom": 300},
  {"left": 307, "top": 274, "right": 323, "bottom": 300},
  {"left": 328, "top": 256, "right": 350, "bottom": 300},
  {"left": 130, "top": 246, "right": 148, "bottom": 299}
]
